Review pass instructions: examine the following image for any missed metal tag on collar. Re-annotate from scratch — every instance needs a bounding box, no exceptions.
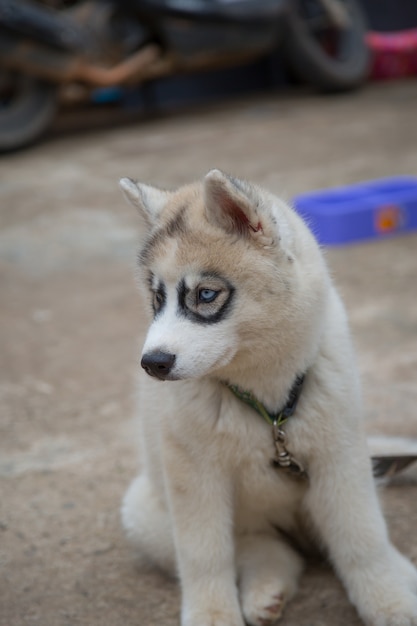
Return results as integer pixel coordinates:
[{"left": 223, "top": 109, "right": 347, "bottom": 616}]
[{"left": 272, "top": 421, "right": 306, "bottom": 476}]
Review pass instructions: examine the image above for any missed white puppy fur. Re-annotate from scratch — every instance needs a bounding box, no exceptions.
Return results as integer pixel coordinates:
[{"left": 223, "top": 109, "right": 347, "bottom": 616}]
[{"left": 120, "top": 170, "right": 417, "bottom": 626}]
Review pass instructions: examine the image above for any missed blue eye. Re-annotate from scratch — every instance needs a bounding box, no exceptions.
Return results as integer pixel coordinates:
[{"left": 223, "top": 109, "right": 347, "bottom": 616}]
[{"left": 199, "top": 289, "right": 218, "bottom": 303}]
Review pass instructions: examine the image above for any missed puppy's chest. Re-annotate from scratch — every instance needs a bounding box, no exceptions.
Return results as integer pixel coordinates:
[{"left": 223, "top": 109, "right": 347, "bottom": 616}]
[{"left": 217, "top": 403, "right": 307, "bottom": 531}]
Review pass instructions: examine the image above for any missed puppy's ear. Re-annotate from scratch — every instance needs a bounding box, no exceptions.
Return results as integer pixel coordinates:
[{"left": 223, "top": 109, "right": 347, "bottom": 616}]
[
  {"left": 204, "top": 169, "right": 274, "bottom": 245},
  {"left": 119, "top": 178, "right": 169, "bottom": 226}
]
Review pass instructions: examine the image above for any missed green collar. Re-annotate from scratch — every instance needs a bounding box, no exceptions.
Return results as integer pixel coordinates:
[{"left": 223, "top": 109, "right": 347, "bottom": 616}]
[{"left": 224, "top": 375, "right": 305, "bottom": 427}]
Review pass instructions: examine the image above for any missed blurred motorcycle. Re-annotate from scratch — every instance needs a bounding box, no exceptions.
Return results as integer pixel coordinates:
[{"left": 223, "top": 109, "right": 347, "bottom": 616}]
[{"left": 0, "top": 0, "right": 370, "bottom": 151}]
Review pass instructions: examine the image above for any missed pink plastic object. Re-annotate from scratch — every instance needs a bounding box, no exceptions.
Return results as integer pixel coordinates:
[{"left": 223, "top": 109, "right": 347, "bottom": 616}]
[{"left": 366, "top": 29, "right": 417, "bottom": 79}]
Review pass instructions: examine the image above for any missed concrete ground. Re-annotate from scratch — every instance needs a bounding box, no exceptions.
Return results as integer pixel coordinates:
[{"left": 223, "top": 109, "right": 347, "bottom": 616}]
[{"left": 1, "top": 81, "right": 417, "bottom": 626}]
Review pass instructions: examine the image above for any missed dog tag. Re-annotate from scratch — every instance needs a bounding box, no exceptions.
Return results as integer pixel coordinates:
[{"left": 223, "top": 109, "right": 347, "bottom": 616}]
[{"left": 272, "top": 423, "right": 306, "bottom": 478}]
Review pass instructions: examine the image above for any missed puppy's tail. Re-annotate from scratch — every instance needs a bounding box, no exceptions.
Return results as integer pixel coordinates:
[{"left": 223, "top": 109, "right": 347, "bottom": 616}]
[{"left": 368, "top": 435, "right": 417, "bottom": 480}]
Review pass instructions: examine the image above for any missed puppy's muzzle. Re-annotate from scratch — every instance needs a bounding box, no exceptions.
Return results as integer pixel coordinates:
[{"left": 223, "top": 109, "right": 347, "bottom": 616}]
[{"left": 141, "top": 351, "right": 176, "bottom": 380}]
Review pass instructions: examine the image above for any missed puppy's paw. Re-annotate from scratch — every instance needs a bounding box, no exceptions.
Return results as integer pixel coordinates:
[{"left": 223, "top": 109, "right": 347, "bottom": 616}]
[
  {"left": 360, "top": 590, "right": 417, "bottom": 626},
  {"left": 242, "top": 584, "right": 287, "bottom": 626}
]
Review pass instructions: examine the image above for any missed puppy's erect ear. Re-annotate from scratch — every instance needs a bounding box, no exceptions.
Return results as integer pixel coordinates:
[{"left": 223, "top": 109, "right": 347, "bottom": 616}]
[
  {"left": 204, "top": 169, "right": 274, "bottom": 245},
  {"left": 119, "top": 178, "right": 169, "bottom": 226}
]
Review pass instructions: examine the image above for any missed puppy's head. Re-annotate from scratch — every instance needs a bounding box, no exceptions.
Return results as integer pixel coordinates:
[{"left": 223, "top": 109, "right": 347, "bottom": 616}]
[{"left": 120, "top": 170, "right": 325, "bottom": 382}]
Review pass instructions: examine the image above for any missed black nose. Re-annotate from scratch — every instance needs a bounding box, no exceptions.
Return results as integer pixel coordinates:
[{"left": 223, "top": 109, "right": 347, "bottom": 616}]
[{"left": 141, "top": 351, "right": 176, "bottom": 380}]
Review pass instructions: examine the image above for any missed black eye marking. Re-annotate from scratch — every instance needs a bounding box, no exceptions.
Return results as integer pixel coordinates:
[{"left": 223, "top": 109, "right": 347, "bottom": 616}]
[
  {"left": 148, "top": 276, "right": 166, "bottom": 317},
  {"left": 153, "top": 290, "right": 165, "bottom": 313},
  {"left": 177, "top": 276, "right": 235, "bottom": 325},
  {"left": 198, "top": 288, "right": 219, "bottom": 304}
]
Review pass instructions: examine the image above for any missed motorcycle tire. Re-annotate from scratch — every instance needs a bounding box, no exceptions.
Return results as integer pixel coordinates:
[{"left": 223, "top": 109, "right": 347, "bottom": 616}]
[
  {"left": 0, "top": 72, "right": 57, "bottom": 152},
  {"left": 284, "top": 0, "right": 370, "bottom": 92}
]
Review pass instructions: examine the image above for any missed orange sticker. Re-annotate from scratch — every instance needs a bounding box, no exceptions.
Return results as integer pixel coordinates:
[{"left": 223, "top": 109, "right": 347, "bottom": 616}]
[{"left": 375, "top": 205, "right": 404, "bottom": 233}]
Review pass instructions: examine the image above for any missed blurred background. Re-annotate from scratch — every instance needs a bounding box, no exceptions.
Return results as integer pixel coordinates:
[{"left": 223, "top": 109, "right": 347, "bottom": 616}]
[{"left": 1, "top": 2, "right": 417, "bottom": 626}]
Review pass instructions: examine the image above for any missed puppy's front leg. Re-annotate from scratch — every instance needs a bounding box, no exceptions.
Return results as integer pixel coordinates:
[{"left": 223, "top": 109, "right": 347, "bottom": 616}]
[
  {"left": 306, "top": 443, "right": 417, "bottom": 626},
  {"left": 163, "top": 436, "right": 244, "bottom": 626}
]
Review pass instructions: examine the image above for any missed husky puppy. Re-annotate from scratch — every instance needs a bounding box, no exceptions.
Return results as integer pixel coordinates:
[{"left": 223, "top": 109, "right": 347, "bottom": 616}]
[{"left": 119, "top": 170, "right": 417, "bottom": 626}]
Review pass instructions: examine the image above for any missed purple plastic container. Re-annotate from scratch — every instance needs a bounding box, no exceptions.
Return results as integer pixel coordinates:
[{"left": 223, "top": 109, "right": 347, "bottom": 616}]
[{"left": 293, "top": 177, "right": 417, "bottom": 245}]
